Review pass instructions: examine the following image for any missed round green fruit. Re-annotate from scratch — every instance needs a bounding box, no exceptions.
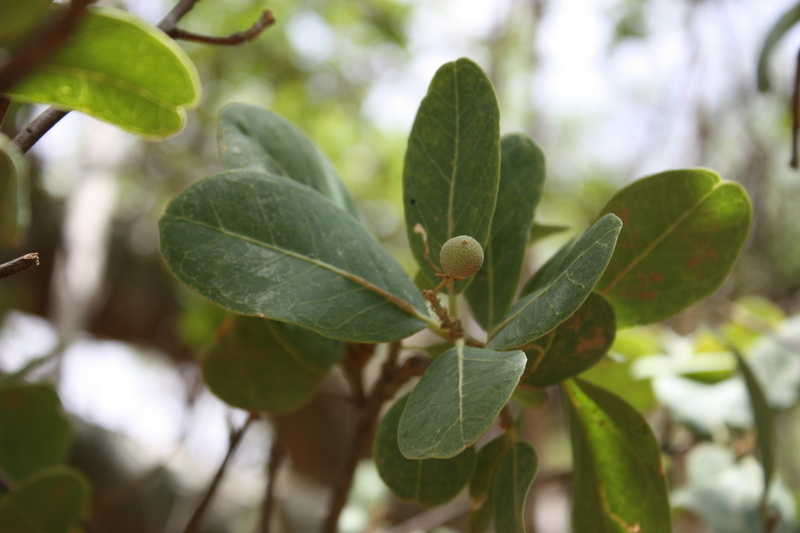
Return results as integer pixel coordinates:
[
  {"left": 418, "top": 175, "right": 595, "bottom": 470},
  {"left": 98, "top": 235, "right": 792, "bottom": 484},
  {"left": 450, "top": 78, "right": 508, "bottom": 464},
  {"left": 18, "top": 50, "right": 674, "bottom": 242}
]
[{"left": 439, "top": 235, "right": 484, "bottom": 278}]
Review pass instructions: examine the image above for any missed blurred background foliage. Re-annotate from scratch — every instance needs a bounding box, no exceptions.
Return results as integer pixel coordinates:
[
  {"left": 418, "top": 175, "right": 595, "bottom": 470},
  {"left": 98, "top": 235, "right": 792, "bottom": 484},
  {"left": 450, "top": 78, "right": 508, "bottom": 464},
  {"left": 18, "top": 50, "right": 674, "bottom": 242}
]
[{"left": 1, "top": 0, "right": 800, "bottom": 532}]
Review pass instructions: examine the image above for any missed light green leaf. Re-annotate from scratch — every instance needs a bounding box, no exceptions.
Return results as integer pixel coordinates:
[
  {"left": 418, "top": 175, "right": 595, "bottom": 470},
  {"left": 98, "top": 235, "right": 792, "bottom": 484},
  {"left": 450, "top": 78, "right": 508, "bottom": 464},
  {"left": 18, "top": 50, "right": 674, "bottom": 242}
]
[
  {"left": 492, "top": 442, "right": 539, "bottom": 533},
  {"left": 0, "top": 384, "right": 72, "bottom": 483},
  {"left": 202, "top": 316, "right": 344, "bottom": 413},
  {"left": 467, "top": 133, "right": 545, "bottom": 331},
  {"left": 3, "top": 6, "right": 200, "bottom": 138},
  {"left": 159, "top": 170, "right": 429, "bottom": 343},
  {"left": 733, "top": 347, "right": 775, "bottom": 511},
  {"left": 528, "top": 222, "right": 571, "bottom": 245},
  {"left": 403, "top": 57, "right": 500, "bottom": 294},
  {"left": 523, "top": 292, "right": 616, "bottom": 387},
  {"left": 757, "top": 2, "right": 800, "bottom": 91},
  {"left": 398, "top": 345, "right": 525, "bottom": 459},
  {"left": 0, "top": 0, "right": 51, "bottom": 47},
  {"left": 595, "top": 169, "right": 752, "bottom": 328},
  {"left": 487, "top": 214, "right": 621, "bottom": 350},
  {"left": 0, "top": 134, "right": 30, "bottom": 247},
  {"left": 0, "top": 466, "right": 89, "bottom": 533},
  {"left": 564, "top": 379, "right": 671, "bottom": 533},
  {"left": 373, "top": 395, "right": 475, "bottom": 508},
  {"left": 217, "top": 104, "right": 361, "bottom": 220}
]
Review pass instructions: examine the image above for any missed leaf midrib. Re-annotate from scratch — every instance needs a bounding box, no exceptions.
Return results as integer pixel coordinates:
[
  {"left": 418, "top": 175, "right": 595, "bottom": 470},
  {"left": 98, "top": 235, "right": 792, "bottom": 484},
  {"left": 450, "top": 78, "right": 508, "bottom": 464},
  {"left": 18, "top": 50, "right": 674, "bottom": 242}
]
[
  {"left": 165, "top": 214, "right": 426, "bottom": 321},
  {"left": 600, "top": 184, "right": 718, "bottom": 294}
]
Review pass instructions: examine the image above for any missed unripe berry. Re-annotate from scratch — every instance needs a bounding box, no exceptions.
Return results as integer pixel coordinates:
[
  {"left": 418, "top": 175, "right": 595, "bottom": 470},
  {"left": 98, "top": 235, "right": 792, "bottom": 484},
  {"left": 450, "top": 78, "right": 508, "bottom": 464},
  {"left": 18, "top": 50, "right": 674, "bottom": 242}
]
[{"left": 439, "top": 235, "right": 484, "bottom": 278}]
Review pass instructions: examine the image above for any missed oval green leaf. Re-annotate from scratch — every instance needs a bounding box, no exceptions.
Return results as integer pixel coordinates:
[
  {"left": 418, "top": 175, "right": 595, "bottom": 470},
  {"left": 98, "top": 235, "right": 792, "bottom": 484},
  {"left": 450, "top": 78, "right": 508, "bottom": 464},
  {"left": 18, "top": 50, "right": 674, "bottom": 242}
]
[
  {"left": 469, "top": 435, "right": 508, "bottom": 502},
  {"left": 203, "top": 315, "right": 344, "bottom": 413},
  {"left": 528, "top": 222, "right": 571, "bottom": 245},
  {"left": 0, "top": 384, "right": 72, "bottom": 483},
  {"left": 3, "top": 6, "right": 200, "bottom": 138},
  {"left": 0, "top": 134, "right": 30, "bottom": 247},
  {"left": 492, "top": 441, "right": 539, "bottom": 533},
  {"left": 523, "top": 292, "right": 616, "bottom": 387},
  {"left": 397, "top": 345, "right": 526, "bottom": 459},
  {"left": 0, "top": 466, "right": 89, "bottom": 533},
  {"left": 564, "top": 379, "right": 671, "bottom": 533},
  {"left": 466, "top": 133, "right": 545, "bottom": 331},
  {"left": 595, "top": 169, "right": 752, "bottom": 328},
  {"left": 487, "top": 214, "right": 621, "bottom": 350},
  {"left": 374, "top": 394, "right": 475, "bottom": 508},
  {"left": 0, "top": 0, "right": 51, "bottom": 47},
  {"left": 159, "top": 170, "right": 429, "bottom": 343},
  {"left": 217, "top": 104, "right": 361, "bottom": 220},
  {"left": 403, "top": 57, "right": 500, "bottom": 294}
]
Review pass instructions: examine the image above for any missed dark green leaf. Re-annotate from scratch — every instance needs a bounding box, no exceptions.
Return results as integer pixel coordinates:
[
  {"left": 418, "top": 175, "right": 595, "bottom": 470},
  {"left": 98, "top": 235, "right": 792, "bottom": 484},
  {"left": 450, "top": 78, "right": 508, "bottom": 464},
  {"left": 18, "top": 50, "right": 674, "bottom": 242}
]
[
  {"left": 0, "top": 134, "right": 30, "bottom": 247},
  {"left": 403, "top": 57, "right": 500, "bottom": 294},
  {"left": 469, "top": 499, "right": 494, "bottom": 533},
  {"left": 0, "top": 384, "right": 72, "bottom": 483},
  {"left": 488, "top": 214, "right": 621, "bottom": 350},
  {"left": 4, "top": 6, "right": 200, "bottom": 137},
  {"left": 398, "top": 345, "right": 525, "bottom": 459},
  {"left": 564, "top": 379, "right": 670, "bottom": 533},
  {"left": 466, "top": 133, "right": 545, "bottom": 331},
  {"left": 373, "top": 395, "right": 475, "bottom": 507},
  {"left": 512, "top": 384, "right": 549, "bottom": 409},
  {"left": 203, "top": 316, "right": 344, "bottom": 413},
  {"left": 733, "top": 347, "right": 775, "bottom": 510},
  {"left": 470, "top": 435, "right": 508, "bottom": 502},
  {"left": 523, "top": 292, "right": 616, "bottom": 387},
  {"left": 757, "top": 2, "right": 800, "bottom": 91},
  {"left": 159, "top": 170, "right": 430, "bottom": 343},
  {"left": 0, "top": 0, "right": 51, "bottom": 47},
  {"left": 0, "top": 466, "right": 89, "bottom": 533},
  {"left": 595, "top": 169, "right": 752, "bottom": 328},
  {"left": 528, "top": 222, "right": 571, "bottom": 245},
  {"left": 492, "top": 441, "right": 539, "bottom": 533},
  {"left": 217, "top": 104, "right": 361, "bottom": 220}
]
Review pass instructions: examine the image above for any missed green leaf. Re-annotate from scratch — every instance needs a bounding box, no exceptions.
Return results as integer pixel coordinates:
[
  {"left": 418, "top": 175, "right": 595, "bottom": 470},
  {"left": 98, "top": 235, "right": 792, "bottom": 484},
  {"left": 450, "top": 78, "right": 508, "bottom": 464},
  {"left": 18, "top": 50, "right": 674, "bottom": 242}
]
[
  {"left": 159, "top": 170, "right": 429, "bottom": 343},
  {"left": 398, "top": 344, "right": 525, "bottom": 459},
  {"left": 0, "top": 0, "right": 51, "bottom": 47},
  {"left": 0, "top": 384, "right": 72, "bottom": 483},
  {"left": 564, "top": 379, "right": 670, "bottom": 533},
  {"left": 0, "top": 134, "right": 30, "bottom": 247},
  {"left": 0, "top": 466, "right": 89, "bottom": 533},
  {"left": 523, "top": 292, "right": 616, "bottom": 387},
  {"left": 528, "top": 222, "right": 571, "bottom": 245},
  {"left": 217, "top": 104, "right": 361, "bottom": 220},
  {"left": 466, "top": 133, "right": 545, "bottom": 331},
  {"left": 3, "top": 6, "right": 200, "bottom": 138},
  {"left": 733, "top": 347, "right": 775, "bottom": 510},
  {"left": 403, "top": 57, "right": 500, "bottom": 294},
  {"left": 373, "top": 394, "right": 475, "bottom": 508},
  {"left": 757, "top": 2, "right": 800, "bottom": 91},
  {"left": 487, "top": 214, "right": 621, "bottom": 350},
  {"left": 469, "top": 435, "right": 508, "bottom": 502},
  {"left": 492, "top": 441, "right": 539, "bottom": 533},
  {"left": 202, "top": 315, "right": 344, "bottom": 413},
  {"left": 469, "top": 499, "right": 494, "bottom": 533},
  {"left": 595, "top": 169, "right": 752, "bottom": 328}
]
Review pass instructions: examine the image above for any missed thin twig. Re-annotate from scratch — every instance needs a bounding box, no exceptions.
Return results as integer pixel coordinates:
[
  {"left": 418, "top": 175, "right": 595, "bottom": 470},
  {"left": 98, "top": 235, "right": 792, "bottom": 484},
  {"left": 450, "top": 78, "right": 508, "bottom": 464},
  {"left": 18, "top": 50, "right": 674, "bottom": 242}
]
[
  {"left": 792, "top": 47, "right": 800, "bottom": 169},
  {"left": 157, "top": 0, "right": 202, "bottom": 33},
  {"left": 0, "top": 0, "right": 94, "bottom": 93},
  {"left": 322, "top": 345, "right": 429, "bottom": 533},
  {"left": 11, "top": 108, "right": 68, "bottom": 153},
  {"left": 0, "top": 98, "right": 10, "bottom": 130},
  {"left": 169, "top": 11, "right": 276, "bottom": 45},
  {"left": 182, "top": 413, "right": 259, "bottom": 533},
  {"left": 259, "top": 418, "right": 286, "bottom": 533},
  {"left": 0, "top": 253, "right": 40, "bottom": 280}
]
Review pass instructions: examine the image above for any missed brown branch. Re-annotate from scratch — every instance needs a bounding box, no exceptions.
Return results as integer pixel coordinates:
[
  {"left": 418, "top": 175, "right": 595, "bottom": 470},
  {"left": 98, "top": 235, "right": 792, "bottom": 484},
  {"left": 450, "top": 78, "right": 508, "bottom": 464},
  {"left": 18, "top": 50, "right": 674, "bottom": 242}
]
[
  {"left": 168, "top": 11, "right": 276, "bottom": 46},
  {"left": 11, "top": 108, "right": 69, "bottom": 153},
  {"left": 157, "top": 0, "right": 202, "bottom": 33},
  {"left": 0, "top": 253, "right": 40, "bottom": 280},
  {"left": 183, "top": 413, "right": 259, "bottom": 533},
  {"left": 322, "top": 345, "right": 429, "bottom": 533},
  {"left": 259, "top": 418, "right": 286, "bottom": 533},
  {"left": 341, "top": 343, "right": 376, "bottom": 407},
  {"left": 0, "top": 0, "right": 94, "bottom": 93},
  {"left": 791, "top": 47, "right": 800, "bottom": 169}
]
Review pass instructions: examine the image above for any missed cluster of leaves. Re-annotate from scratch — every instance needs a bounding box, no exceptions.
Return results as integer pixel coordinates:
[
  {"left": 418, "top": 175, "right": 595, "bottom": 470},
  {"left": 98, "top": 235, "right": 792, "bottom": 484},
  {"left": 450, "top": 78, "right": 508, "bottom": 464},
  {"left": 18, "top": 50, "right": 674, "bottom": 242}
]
[{"left": 158, "top": 57, "right": 753, "bottom": 530}]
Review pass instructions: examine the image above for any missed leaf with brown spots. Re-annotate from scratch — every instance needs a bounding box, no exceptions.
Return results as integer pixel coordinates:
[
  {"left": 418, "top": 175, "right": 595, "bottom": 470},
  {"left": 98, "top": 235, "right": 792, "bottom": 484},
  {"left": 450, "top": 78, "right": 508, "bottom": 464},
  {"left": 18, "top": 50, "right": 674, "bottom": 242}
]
[{"left": 595, "top": 169, "right": 751, "bottom": 328}]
